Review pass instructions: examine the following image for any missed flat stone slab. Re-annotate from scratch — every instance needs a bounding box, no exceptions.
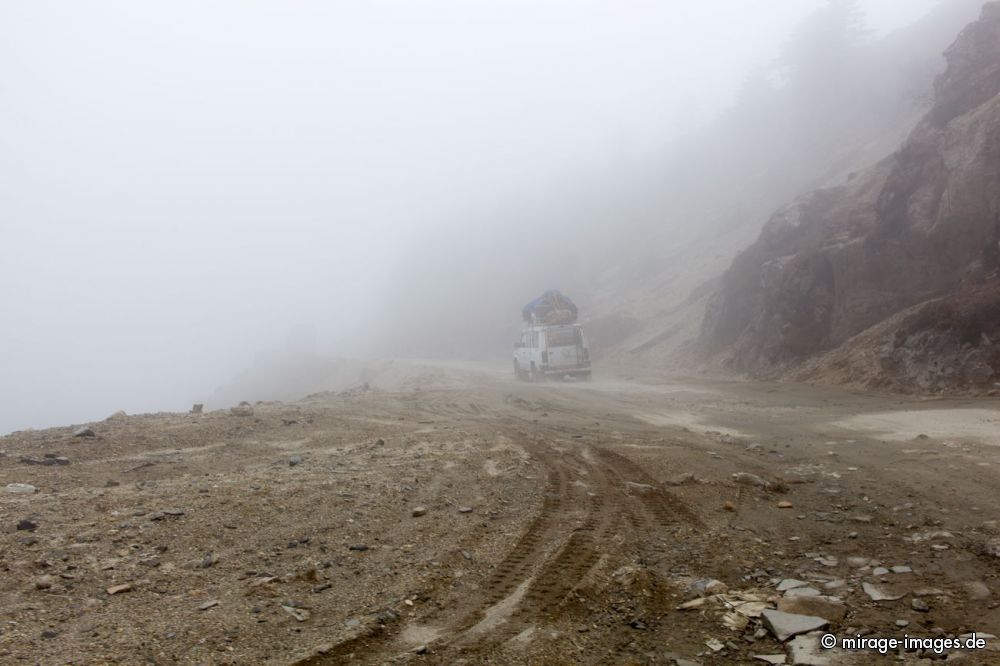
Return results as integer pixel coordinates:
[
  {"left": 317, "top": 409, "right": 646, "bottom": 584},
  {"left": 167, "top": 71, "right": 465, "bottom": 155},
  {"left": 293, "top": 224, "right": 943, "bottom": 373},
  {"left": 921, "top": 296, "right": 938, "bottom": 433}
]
[
  {"left": 761, "top": 609, "right": 829, "bottom": 642},
  {"left": 863, "top": 582, "right": 906, "bottom": 601},
  {"left": 787, "top": 632, "right": 834, "bottom": 665}
]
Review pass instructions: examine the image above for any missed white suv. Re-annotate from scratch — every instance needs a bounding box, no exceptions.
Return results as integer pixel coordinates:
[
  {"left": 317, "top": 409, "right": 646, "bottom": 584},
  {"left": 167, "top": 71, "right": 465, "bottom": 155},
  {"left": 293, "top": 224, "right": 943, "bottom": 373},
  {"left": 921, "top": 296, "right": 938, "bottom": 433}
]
[{"left": 513, "top": 324, "right": 591, "bottom": 381}]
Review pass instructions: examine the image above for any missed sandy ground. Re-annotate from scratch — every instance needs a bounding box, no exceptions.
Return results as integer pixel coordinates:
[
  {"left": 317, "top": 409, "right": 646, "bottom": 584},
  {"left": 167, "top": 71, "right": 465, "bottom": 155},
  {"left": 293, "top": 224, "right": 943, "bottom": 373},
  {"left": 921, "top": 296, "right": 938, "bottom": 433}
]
[{"left": 2, "top": 362, "right": 1000, "bottom": 664}]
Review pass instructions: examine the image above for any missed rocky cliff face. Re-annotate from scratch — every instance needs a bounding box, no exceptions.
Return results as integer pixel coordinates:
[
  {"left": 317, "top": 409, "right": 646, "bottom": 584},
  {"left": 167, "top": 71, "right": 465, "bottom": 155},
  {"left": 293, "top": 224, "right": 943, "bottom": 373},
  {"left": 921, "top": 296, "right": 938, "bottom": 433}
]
[{"left": 701, "top": 2, "right": 1000, "bottom": 393}]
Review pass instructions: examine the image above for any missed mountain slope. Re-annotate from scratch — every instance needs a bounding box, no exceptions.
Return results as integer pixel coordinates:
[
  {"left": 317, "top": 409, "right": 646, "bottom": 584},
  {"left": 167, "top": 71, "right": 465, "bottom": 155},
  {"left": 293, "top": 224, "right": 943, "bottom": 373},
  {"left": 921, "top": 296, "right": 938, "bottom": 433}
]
[{"left": 701, "top": 2, "right": 1000, "bottom": 393}]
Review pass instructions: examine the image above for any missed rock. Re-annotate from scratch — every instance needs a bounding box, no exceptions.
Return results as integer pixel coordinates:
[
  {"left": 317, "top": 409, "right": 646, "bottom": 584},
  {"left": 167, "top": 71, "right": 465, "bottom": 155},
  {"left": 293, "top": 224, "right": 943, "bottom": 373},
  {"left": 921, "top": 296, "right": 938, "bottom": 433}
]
[
  {"left": 411, "top": 506, "right": 428, "bottom": 517},
  {"left": 778, "top": 596, "right": 847, "bottom": 623},
  {"left": 783, "top": 587, "right": 821, "bottom": 599},
  {"left": 105, "top": 480, "right": 120, "bottom": 488},
  {"left": 20, "top": 456, "right": 69, "bottom": 466},
  {"left": 786, "top": 632, "right": 837, "bottom": 665},
  {"left": 963, "top": 581, "right": 991, "bottom": 600},
  {"left": 872, "top": 567, "right": 889, "bottom": 576},
  {"left": 895, "top": 619, "right": 909, "bottom": 627},
  {"left": 689, "top": 578, "right": 727, "bottom": 595},
  {"left": 17, "top": 519, "right": 38, "bottom": 531},
  {"left": 677, "top": 597, "right": 705, "bottom": 610},
  {"left": 846, "top": 556, "right": 869, "bottom": 568},
  {"left": 960, "top": 631, "right": 999, "bottom": 651},
  {"left": 981, "top": 537, "right": 1000, "bottom": 558},
  {"left": 348, "top": 544, "right": 369, "bottom": 551},
  {"left": 761, "top": 609, "right": 829, "bottom": 642},
  {"left": 106, "top": 583, "right": 133, "bottom": 595},
  {"left": 777, "top": 579, "right": 809, "bottom": 592},
  {"left": 732, "top": 472, "right": 770, "bottom": 489},
  {"left": 911, "top": 598, "right": 930, "bottom": 612},
  {"left": 458, "top": 506, "right": 473, "bottom": 513},
  {"left": 753, "top": 656, "right": 787, "bottom": 665},
  {"left": 375, "top": 610, "right": 398, "bottom": 623},
  {"left": 72, "top": 426, "right": 95, "bottom": 438},
  {"left": 676, "top": 597, "right": 707, "bottom": 610},
  {"left": 190, "top": 404, "right": 203, "bottom": 414},
  {"left": 705, "top": 579, "right": 729, "bottom": 594},
  {"left": 862, "top": 582, "right": 905, "bottom": 601},
  {"left": 282, "top": 605, "right": 310, "bottom": 622},
  {"left": 777, "top": 501, "right": 794, "bottom": 509},
  {"left": 34, "top": 575, "right": 55, "bottom": 590},
  {"left": 41, "top": 629, "right": 59, "bottom": 639},
  {"left": 200, "top": 553, "right": 218, "bottom": 569},
  {"left": 723, "top": 501, "right": 736, "bottom": 512},
  {"left": 890, "top": 565, "right": 912, "bottom": 574},
  {"left": 199, "top": 600, "right": 219, "bottom": 610},
  {"left": 667, "top": 472, "right": 698, "bottom": 485},
  {"left": 625, "top": 481, "right": 656, "bottom": 494},
  {"left": 705, "top": 638, "right": 724, "bottom": 652},
  {"left": 106, "top": 410, "right": 127, "bottom": 421},
  {"left": 289, "top": 454, "right": 303, "bottom": 467},
  {"left": 6, "top": 483, "right": 36, "bottom": 494},
  {"left": 230, "top": 402, "right": 254, "bottom": 417}
]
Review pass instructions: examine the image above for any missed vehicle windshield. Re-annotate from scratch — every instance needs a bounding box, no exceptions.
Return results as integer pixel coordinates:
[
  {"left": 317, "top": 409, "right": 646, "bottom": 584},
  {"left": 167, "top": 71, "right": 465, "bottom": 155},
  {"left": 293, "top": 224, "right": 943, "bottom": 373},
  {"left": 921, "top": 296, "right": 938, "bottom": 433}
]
[{"left": 545, "top": 327, "right": 580, "bottom": 347}]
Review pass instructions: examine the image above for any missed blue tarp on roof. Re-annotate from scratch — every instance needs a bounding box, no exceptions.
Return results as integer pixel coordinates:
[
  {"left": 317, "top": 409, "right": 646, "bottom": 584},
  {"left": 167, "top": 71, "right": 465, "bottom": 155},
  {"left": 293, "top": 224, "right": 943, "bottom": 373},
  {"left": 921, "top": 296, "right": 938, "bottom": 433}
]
[{"left": 522, "top": 289, "right": 578, "bottom": 322}]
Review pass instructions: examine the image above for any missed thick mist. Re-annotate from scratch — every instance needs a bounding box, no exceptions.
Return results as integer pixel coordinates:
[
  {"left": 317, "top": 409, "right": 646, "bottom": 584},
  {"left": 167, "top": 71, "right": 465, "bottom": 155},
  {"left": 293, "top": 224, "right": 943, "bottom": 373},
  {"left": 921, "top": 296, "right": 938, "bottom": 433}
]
[{"left": 0, "top": 0, "right": 956, "bottom": 433}]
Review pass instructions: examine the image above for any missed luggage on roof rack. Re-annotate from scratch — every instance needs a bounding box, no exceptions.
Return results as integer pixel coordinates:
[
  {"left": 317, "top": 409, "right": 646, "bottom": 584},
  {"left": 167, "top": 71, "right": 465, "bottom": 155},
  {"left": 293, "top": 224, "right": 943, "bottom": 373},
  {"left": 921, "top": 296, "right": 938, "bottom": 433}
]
[{"left": 521, "top": 290, "right": 578, "bottom": 325}]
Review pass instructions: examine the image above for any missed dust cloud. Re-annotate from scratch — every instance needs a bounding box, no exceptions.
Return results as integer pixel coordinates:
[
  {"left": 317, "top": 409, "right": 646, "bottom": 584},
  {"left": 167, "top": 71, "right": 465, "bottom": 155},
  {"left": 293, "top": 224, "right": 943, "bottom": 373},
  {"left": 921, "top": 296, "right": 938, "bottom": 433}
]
[{"left": 0, "top": 1, "right": 971, "bottom": 433}]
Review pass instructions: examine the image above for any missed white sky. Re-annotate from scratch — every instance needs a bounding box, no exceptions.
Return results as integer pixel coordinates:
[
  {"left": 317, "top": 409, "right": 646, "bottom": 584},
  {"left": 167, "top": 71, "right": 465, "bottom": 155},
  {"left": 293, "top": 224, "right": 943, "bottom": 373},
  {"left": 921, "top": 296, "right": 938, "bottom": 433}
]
[{"left": 0, "top": 0, "right": 949, "bottom": 432}]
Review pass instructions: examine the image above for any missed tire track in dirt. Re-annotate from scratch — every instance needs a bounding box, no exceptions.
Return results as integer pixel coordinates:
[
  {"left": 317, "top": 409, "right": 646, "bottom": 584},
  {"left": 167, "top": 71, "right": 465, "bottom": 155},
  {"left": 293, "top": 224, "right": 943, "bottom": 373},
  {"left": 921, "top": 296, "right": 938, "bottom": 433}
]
[
  {"left": 292, "top": 438, "right": 575, "bottom": 665},
  {"left": 437, "top": 440, "right": 703, "bottom": 663},
  {"left": 292, "top": 392, "right": 704, "bottom": 664},
  {"left": 591, "top": 447, "right": 704, "bottom": 530}
]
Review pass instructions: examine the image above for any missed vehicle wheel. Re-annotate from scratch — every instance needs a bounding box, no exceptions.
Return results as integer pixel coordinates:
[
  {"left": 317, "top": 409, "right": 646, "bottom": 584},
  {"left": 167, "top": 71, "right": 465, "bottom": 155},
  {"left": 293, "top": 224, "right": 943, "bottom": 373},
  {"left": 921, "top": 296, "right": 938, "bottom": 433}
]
[
  {"left": 580, "top": 371, "right": 592, "bottom": 381},
  {"left": 530, "top": 363, "right": 544, "bottom": 382},
  {"left": 513, "top": 360, "right": 527, "bottom": 381}
]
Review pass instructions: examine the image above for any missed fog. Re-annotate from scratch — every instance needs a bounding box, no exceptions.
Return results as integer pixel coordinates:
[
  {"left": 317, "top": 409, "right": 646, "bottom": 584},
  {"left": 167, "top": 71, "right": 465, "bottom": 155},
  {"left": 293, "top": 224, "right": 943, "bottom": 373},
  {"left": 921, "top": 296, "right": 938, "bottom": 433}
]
[{"left": 0, "top": 0, "right": 963, "bottom": 433}]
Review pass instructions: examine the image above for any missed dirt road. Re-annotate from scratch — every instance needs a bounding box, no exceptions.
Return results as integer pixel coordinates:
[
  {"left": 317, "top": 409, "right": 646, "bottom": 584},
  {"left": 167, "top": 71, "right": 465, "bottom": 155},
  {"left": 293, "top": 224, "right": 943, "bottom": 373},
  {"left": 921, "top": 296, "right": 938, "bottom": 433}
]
[{"left": 2, "top": 362, "right": 1000, "bottom": 664}]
